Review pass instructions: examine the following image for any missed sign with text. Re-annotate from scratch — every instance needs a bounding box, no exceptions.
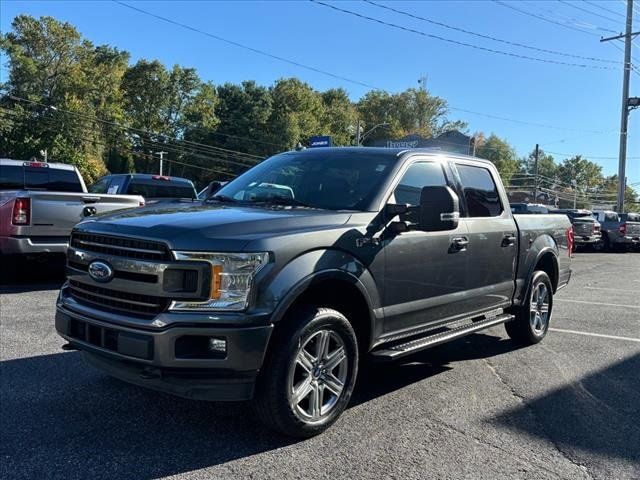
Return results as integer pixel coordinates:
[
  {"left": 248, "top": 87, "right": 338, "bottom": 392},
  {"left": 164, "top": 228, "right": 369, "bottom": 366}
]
[{"left": 309, "top": 136, "right": 332, "bottom": 148}]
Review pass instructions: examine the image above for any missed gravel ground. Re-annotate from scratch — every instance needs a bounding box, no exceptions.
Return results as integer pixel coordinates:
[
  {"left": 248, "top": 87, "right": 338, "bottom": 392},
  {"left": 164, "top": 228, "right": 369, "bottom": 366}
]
[{"left": 1, "top": 252, "right": 639, "bottom": 479}]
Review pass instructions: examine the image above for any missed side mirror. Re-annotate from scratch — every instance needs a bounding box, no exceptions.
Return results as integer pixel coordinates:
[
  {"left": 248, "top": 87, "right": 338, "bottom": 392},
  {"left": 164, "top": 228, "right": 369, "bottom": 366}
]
[
  {"left": 416, "top": 185, "right": 460, "bottom": 231},
  {"left": 204, "top": 181, "right": 224, "bottom": 198}
]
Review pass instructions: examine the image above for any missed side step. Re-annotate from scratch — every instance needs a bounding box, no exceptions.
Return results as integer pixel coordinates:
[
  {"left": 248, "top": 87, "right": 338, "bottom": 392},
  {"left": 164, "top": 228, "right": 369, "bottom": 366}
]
[{"left": 370, "top": 313, "right": 514, "bottom": 361}]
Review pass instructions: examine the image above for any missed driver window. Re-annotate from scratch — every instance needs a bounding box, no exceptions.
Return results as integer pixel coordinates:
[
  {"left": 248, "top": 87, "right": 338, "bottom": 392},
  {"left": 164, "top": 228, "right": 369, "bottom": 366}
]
[{"left": 391, "top": 161, "right": 448, "bottom": 206}]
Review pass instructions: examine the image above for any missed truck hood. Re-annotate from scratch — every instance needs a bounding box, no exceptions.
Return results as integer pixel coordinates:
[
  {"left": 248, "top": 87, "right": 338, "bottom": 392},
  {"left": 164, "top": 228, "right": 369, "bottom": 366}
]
[{"left": 74, "top": 202, "right": 352, "bottom": 251}]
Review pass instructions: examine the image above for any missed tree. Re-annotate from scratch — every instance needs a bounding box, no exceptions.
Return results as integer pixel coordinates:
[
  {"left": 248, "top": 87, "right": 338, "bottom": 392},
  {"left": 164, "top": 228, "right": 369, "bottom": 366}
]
[
  {"left": 357, "top": 88, "right": 465, "bottom": 144},
  {"left": 121, "top": 60, "right": 217, "bottom": 174},
  {"left": 474, "top": 133, "right": 519, "bottom": 184},
  {"left": 319, "top": 88, "right": 356, "bottom": 147},
  {"left": 267, "top": 78, "right": 324, "bottom": 151},
  {"left": 0, "top": 15, "right": 129, "bottom": 182},
  {"left": 519, "top": 147, "right": 557, "bottom": 179},
  {"left": 556, "top": 155, "right": 603, "bottom": 190}
]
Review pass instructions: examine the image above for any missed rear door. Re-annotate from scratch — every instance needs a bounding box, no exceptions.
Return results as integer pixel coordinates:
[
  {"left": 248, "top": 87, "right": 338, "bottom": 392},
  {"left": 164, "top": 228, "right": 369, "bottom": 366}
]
[
  {"left": 382, "top": 158, "right": 470, "bottom": 333},
  {"left": 452, "top": 162, "right": 517, "bottom": 313}
]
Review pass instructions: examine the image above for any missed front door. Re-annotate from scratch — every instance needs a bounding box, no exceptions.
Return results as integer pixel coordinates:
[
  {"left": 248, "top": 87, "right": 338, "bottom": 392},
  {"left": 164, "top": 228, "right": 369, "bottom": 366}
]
[{"left": 382, "top": 159, "right": 470, "bottom": 334}]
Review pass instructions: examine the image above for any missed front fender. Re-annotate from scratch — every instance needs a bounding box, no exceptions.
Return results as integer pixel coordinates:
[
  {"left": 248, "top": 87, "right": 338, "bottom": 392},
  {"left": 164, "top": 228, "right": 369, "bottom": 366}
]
[{"left": 255, "top": 248, "right": 381, "bottom": 327}]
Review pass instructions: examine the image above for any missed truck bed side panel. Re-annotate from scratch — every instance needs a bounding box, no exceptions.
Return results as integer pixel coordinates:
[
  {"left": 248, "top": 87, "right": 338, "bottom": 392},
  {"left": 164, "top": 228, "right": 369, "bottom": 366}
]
[{"left": 512, "top": 213, "right": 571, "bottom": 306}]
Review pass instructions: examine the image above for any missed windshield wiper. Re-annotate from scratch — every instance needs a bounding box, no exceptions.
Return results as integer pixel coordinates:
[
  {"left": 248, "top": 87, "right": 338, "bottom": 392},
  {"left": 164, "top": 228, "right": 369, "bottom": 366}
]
[
  {"left": 208, "top": 194, "right": 237, "bottom": 203},
  {"left": 253, "top": 196, "right": 316, "bottom": 208}
]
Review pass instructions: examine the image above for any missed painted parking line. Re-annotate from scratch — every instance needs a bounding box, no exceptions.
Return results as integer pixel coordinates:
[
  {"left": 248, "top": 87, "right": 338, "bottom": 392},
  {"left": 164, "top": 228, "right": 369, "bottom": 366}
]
[
  {"left": 555, "top": 298, "right": 640, "bottom": 309},
  {"left": 550, "top": 328, "right": 640, "bottom": 343},
  {"left": 584, "top": 286, "right": 639, "bottom": 293}
]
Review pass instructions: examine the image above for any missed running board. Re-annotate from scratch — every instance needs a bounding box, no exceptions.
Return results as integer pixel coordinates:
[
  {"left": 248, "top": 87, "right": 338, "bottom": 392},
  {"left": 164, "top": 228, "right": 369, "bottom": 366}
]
[{"left": 370, "top": 313, "right": 514, "bottom": 361}]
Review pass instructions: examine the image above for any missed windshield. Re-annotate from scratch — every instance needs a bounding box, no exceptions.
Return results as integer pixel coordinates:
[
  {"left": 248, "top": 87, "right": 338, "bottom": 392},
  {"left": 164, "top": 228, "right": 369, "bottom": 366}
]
[{"left": 213, "top": 152, "right": 398, "bottom": 210}]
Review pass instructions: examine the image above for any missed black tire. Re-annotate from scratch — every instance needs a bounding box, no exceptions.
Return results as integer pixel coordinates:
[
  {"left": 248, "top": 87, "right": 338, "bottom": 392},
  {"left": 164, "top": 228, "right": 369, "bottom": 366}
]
[
  {"left": 252, "top": 306, "right": 358, "bottom": 438},
  {"left": 602, "top": 233, "right": 612, "bottom": 252},
  {"left": 505, "top": 271, "right": 553, "bottom": 346}
]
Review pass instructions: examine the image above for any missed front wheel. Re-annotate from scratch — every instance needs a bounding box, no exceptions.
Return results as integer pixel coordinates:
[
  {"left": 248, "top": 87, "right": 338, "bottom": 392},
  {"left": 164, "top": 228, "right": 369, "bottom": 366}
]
[
  {"left": 252, "top": 307, "right": 358, "bottom": 438},
  {"left": 505, "top": 271, "right": 553, "bottom": 345}
]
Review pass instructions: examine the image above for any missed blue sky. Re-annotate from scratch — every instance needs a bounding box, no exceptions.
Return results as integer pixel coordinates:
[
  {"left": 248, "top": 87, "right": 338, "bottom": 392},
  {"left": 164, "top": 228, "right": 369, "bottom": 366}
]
[{"left": 1, "top": 0, "right": 638, "bottom": 184}]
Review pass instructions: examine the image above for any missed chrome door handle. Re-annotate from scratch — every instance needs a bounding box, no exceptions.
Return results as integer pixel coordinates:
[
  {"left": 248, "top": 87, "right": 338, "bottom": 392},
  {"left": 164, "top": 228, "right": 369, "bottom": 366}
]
[
  {"left": 451, "top": 236, "right": 469, "bottom": 251},
  {"left": 502, "top": 234, "right": 517, "bottom": 247}
]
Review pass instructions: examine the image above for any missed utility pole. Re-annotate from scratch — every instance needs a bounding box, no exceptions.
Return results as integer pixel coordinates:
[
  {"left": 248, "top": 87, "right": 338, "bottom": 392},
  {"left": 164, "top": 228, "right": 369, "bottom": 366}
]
[
  {"left": 156, "top": 151, "right": 167, "bottom": 176},
  {"left": 355, "top": 119, "right": 361, "bottom": 146},
  {"left": 533, "top": 143, "right": 539, "bottom": 202},
  {"left": 600, "top": 0, "right": 637, "bottom": 213}
]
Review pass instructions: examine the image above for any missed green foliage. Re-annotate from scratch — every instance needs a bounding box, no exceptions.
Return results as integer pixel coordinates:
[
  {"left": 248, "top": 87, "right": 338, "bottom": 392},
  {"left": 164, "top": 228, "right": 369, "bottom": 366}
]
[
  {"left": 474, "top": 133, "right": 519, "bottom": 184},
  {"left": 519, "top": 147, "right": 557, "bottom": 179},
  {"left": 357, "top": 88, "right": 466, "bottom": 144}
]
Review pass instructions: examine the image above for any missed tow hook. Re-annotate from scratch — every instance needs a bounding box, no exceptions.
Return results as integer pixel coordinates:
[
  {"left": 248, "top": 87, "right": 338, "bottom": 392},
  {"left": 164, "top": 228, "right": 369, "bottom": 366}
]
[{"left": 139, "top": 367, "right": 161, "bottom": 380}]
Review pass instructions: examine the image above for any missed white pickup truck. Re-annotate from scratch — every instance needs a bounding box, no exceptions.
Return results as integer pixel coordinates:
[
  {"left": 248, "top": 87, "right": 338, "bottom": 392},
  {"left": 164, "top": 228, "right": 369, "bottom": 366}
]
[{"left": 0, "top": 159, "right": 143, "bottom": 260}]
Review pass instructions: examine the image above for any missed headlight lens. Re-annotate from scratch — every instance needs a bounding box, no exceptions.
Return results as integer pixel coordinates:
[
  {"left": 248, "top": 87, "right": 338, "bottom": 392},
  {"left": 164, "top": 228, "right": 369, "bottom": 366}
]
[{"left": 170, "top": 252, "right": 269, "bottom": 311}]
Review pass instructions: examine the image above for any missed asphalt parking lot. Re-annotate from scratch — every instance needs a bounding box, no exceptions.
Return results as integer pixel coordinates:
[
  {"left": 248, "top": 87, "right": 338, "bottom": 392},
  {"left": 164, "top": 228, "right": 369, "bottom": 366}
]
[{"left": 1, "top": 252, "right": 639, "bottom": 480}]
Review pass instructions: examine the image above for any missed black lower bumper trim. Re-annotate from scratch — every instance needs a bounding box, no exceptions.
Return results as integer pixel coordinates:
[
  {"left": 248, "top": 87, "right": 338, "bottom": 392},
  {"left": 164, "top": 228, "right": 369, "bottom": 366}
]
[{"left": 84, "top": 352, "right": 258, "bottom": 401}]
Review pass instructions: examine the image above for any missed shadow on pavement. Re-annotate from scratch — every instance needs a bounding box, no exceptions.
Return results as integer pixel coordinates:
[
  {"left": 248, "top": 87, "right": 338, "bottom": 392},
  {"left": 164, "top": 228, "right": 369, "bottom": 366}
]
[
  {"left": 0, "top": 254, "right": 66, "bottom": 292},
  {"left": 1, "top": 332, "right": 519, "bottom": 479},
  {"left": 490, "top": 352, "right": 640, "bottom": 468}
]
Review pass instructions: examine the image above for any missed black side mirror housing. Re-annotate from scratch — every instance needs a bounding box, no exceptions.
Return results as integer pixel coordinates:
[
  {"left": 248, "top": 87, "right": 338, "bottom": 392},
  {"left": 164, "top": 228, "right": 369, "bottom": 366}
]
[
  {"left": 415, "top": 185, "right": 460, "bottom": 231},
  {"left": 204, "top": 181, "right": 224, "bottom": 198}
]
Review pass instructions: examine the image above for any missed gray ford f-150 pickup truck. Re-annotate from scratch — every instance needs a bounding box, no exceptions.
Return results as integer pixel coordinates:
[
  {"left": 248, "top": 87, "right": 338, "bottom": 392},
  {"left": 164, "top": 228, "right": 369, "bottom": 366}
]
[{"left": 55, "top": 148, "right": 571, "bottom": 437}]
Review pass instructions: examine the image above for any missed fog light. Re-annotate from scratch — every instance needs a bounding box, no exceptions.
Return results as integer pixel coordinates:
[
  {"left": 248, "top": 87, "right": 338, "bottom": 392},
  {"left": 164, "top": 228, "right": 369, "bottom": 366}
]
[{"left": 208, "top": 337, "right": 226, "bottom": 354}]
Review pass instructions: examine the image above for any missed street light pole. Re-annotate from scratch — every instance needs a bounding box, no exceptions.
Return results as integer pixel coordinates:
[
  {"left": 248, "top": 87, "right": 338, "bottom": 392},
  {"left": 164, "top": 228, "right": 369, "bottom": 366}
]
[
  {"left": 600, "top": 0, "right": 636, "bottom": 212},
  {"left": 156, "top": 151, "right": 167, "bottom": 176},
  {"left": 359, "top": 122, "right": 390, "bottom": 146}
]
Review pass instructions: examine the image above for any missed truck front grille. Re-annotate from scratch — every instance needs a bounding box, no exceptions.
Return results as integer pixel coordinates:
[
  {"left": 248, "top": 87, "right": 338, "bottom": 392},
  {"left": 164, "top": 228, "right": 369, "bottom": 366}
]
[
  {"left": 68, "top": 279, "right": 169, "bottom": 318},
  {"left": 70, "top": 232, "right": 171, "bottom": 261}
]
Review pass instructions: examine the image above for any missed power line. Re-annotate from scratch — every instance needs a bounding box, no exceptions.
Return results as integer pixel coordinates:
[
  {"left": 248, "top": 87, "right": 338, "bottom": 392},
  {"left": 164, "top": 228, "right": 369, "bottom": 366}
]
[
  {"left": 6, "top": 95, "right": 263, "bottom": 162},
  {"left": 107, "top": 1, "right": 622, "bottom": 134},
  {"left": 523, "top": 0, "right": 619, "bottom": 34},
  {"left": 546, "top": 149, "right": 640, "bottom": 160},
  {"left": 582, "top": 0, "right": 626, "bottom": 19},
  {"left": 557, "top": 0, "right": 623, "bottom": 25},
  {"left": 312, "top": 1, "right": 617, "bottom": 69},
  {"left": 493, "top": 1, "right": 602, "bottom": 36},
  {"left": 112, "top": 0, "right": 378, "bottom": 90},
  {"left": 363, "top": 0, "right": 619, "bottom": 64},
  {"left": 0, "top": 106, "right": 256, "bottom": 175}
]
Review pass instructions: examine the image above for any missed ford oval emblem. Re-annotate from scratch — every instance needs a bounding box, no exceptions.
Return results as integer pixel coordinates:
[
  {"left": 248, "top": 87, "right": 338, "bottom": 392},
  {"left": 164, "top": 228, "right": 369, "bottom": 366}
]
[{"left": 88, "top": 260, "right": 114, "bottom": 283}]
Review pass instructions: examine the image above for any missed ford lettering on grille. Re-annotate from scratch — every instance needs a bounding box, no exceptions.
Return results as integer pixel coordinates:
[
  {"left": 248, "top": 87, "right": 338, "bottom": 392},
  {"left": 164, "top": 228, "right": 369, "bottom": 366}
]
[{"left": 88, "top": 260, "right": 114, "bottom": 283}]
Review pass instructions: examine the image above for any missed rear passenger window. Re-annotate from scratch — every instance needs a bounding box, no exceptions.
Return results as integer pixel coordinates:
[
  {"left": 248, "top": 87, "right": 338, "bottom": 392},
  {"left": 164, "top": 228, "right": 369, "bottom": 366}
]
[
  {"left": 392, "top": 162, "right": 447, "bottom": 206},
  {"left": 47, "top": 169, "right": 83, "bottom": 192},
  {"left": 456, "top": 164, "right": 503, "bottom": 217}
]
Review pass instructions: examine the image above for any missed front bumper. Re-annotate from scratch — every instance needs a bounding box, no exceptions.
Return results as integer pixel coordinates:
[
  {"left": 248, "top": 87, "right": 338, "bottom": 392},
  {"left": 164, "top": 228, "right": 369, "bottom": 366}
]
[
  {"left": 0, "top": 235, "right": 69, "bottom": 255},
  {"left": 55, "top": 298, "right": 273, "bottom": 401}
]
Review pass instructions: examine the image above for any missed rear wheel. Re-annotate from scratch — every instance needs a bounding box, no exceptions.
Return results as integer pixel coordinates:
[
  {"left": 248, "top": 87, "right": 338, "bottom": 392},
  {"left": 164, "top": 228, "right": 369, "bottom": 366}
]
[
  {"left": 505, "top": 271, "right": 553, "bottom": 345},
  {"left": 253, "top": 307, "right": 358, "bottom": 438}
]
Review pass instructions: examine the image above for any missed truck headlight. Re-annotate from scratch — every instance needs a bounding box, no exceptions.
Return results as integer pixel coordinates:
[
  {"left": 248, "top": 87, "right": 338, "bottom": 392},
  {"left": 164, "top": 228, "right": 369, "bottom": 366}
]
[{"left": 170, "top": 252, "right": 269, "bottom": 311}]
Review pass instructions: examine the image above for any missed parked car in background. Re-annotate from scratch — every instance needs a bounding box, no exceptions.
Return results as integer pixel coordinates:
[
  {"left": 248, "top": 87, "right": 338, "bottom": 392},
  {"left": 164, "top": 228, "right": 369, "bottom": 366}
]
[
  {"left": 620, "top": 213, "right": 640, "bottom": 251},
  {"left": 551, "top": 208, "right": 601, "bottom": 251},
  {"left": 592, "top": 210, "right": 640, "bottom": 251},
  {"left": 0, "top": 159, "right": 143, "bottom": 265},
  {"left": 56, "top": 147, "right": 571, "bottom": 437},
  {"left": 510, "top": 203, "right": 549, "bottom": 214},
  {"left": 89, "top": 174, "right": 197, "bottom": 203}
]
